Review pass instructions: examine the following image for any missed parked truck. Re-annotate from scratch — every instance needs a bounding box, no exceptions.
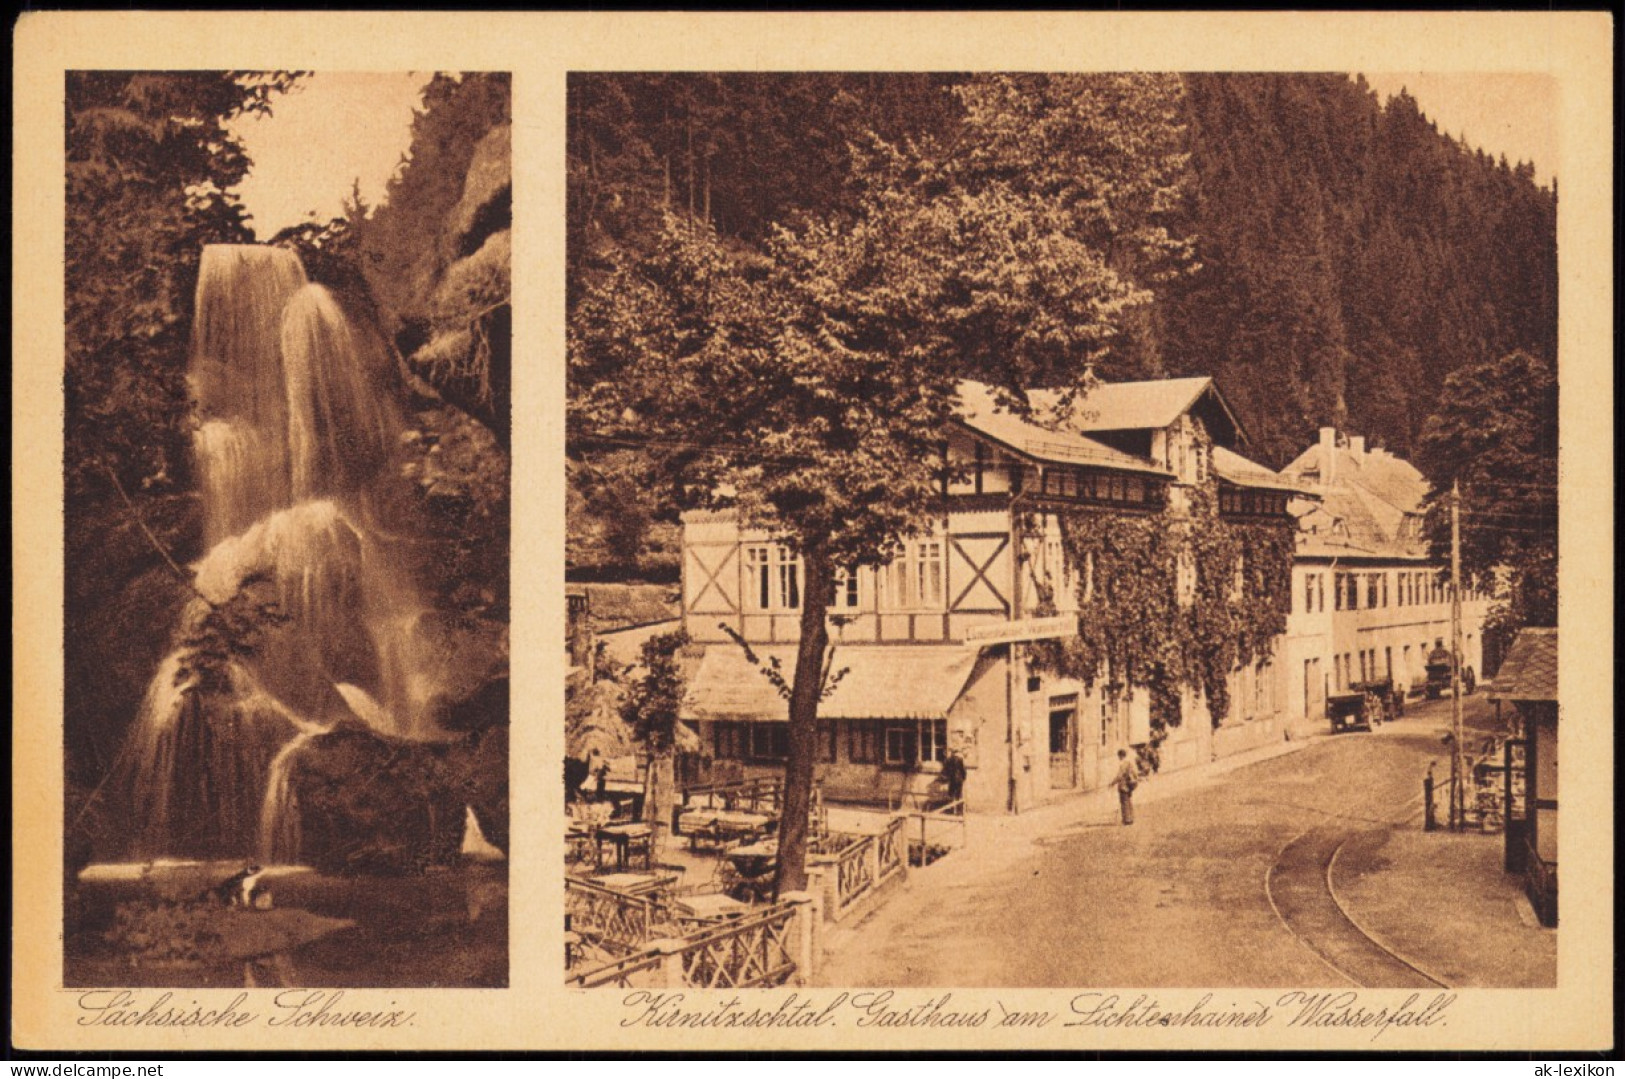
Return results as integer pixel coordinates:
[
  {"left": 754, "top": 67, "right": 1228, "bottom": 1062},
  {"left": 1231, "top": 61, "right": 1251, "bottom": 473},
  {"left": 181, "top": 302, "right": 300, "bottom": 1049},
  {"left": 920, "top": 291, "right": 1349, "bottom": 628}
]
[{"left": 1424, "top": 646, "right": 1476, "bottom": 698}]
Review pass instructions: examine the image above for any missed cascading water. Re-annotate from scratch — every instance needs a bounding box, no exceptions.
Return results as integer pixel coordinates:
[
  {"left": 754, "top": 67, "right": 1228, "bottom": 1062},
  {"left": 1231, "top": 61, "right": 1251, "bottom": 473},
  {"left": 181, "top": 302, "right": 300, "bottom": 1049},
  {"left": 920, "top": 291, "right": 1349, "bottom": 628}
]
[{"left": 124, "top": 244, "right": 441, "bottom": 863}]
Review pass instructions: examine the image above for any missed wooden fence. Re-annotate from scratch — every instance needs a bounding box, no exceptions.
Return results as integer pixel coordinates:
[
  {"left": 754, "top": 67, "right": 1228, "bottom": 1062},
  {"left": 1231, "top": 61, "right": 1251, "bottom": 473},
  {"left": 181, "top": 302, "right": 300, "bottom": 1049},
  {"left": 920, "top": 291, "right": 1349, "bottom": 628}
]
[
  {"left": 811, "top": 814, "right": 908, "bottom": 921},
  {"left": 565, "top": 877, "right": 666, "bottom": 954},
  {"left": 567, "top": 897, "right": 812, "bottom": 989}
]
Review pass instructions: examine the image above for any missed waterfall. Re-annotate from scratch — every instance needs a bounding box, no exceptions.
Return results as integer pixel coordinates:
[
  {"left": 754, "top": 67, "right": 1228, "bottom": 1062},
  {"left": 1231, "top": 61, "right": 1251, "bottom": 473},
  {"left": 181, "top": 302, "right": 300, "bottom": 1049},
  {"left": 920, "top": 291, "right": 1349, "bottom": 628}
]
[
  {"left": 259, "top": 731, "right": 317, "bottom": 864},
  {"left": 121, "top": 243, "right": 441, "bottom": 863}
]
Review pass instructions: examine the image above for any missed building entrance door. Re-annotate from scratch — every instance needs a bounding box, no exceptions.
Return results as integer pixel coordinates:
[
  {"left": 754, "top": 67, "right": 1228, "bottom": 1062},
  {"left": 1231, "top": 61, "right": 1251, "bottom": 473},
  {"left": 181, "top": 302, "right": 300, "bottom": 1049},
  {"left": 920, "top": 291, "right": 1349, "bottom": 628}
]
[
  {"left": 1304, "top": 657, "right": 1323, "bottom": 717},
  {"left": 1048, "top": 695, "right": 1078, "bottom": 789}
]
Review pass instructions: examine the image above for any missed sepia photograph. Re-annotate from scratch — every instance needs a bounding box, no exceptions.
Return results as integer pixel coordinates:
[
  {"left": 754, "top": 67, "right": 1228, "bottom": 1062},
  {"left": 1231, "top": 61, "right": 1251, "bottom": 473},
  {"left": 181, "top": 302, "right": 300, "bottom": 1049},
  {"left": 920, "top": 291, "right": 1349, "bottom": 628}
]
[
  {"left": 11, "top": 9, "right": 1611, "bottom": 1057},
  {"left": 563, "top": 71, "right": 1560, "bottom": 991},
  {"left": 61, "top": 70, "right": 512, "bottom": 988}
]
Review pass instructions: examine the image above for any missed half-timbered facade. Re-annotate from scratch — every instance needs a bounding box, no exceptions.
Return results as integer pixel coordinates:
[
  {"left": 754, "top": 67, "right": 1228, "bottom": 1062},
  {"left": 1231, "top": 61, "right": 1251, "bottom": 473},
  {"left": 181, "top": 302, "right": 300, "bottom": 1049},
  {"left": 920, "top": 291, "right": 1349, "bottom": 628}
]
[{"left": 678, "top": 376, "right": 1302, "bottom": 814}]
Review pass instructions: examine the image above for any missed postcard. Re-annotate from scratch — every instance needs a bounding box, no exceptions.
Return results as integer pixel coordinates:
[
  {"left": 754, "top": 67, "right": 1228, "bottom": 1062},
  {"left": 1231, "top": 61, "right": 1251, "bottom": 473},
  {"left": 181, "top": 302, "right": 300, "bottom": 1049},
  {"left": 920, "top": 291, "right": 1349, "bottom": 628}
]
[{"left": 12, "top": 10, "right": 1613, "bottom": 1053}]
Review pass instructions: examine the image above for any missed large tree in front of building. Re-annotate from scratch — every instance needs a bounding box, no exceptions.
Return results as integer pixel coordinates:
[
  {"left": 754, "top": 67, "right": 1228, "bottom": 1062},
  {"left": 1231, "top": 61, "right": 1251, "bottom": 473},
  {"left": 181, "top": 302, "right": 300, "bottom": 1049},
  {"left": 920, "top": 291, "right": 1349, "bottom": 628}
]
[
  {"left": 1417, "top": 349, "right": 1558, "bottom": 640},
  {"left": 570, "top": 74, "right": 1191, "bottom": 894}
]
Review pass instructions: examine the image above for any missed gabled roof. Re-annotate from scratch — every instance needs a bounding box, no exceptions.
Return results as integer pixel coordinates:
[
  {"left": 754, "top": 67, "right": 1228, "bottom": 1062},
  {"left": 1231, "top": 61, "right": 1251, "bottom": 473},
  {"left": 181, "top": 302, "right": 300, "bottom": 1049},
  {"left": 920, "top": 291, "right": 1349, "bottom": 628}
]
[
  {"left": 954, "top": 381, "right": 1172, "bottom": 478},
  {"left": 1032, "top": 377, "right": 1247, "bottom": 445},
  {"left": 1284, "top": 434, "right": 1433, "bottom": 560},
  {"left": 1283, "top": 442, "right": 1429, "bottom": 515},
  {"left": 1487, "top": 628, "right": 1558, "bottom": 704}
]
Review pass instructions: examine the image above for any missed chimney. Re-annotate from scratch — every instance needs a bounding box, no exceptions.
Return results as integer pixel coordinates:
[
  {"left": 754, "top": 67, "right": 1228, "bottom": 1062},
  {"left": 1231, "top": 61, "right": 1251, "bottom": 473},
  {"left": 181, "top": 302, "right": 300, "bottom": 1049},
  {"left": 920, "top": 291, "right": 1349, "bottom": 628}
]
[
  {"left": 1319, "top": 426, "right": 1338, "bottom": 487},
  {"left": 1350, "top": 435, "right": 1366, "bottom": 461}
]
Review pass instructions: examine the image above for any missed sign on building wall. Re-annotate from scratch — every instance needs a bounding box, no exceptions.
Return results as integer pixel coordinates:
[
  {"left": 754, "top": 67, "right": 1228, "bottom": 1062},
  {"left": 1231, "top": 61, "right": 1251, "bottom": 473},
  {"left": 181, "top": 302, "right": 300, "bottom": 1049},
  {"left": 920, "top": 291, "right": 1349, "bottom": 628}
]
[{"left": 963, "top": 615, "right": 1073, "bottom": 646}]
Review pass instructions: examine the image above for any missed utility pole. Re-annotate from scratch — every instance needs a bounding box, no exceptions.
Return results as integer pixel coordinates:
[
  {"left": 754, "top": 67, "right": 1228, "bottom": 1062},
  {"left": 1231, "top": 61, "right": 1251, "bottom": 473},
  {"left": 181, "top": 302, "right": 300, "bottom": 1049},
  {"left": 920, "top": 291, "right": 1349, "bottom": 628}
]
[{"left": 1450, "top": 479, "right": 1465, "bottom": 831}]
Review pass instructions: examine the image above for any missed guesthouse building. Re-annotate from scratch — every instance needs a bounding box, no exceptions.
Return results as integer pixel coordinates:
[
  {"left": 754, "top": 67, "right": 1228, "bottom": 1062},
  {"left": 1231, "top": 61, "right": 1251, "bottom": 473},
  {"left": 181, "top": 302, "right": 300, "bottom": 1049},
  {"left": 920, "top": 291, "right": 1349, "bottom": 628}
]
[
  {"left": 676, "top": 376, "right": 1303, "bottom": 814},
  {"left": 1277, "top": 428, "right": 1490, "bottom": 721}
]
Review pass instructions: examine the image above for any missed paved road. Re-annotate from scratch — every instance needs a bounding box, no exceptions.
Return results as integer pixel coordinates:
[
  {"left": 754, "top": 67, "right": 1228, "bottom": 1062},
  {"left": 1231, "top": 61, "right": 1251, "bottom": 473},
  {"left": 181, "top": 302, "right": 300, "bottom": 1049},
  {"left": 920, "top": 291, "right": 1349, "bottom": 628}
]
[{"left": 818, "top": 694, "right": 1500, "bottom": 988}]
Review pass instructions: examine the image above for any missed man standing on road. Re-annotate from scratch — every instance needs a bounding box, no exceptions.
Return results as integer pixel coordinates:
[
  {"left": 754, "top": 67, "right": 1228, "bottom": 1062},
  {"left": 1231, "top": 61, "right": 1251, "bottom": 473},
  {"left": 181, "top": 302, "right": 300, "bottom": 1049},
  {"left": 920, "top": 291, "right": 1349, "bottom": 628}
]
[{"left": 1113, "top": 748, "right": 1139, "bottom": 825}]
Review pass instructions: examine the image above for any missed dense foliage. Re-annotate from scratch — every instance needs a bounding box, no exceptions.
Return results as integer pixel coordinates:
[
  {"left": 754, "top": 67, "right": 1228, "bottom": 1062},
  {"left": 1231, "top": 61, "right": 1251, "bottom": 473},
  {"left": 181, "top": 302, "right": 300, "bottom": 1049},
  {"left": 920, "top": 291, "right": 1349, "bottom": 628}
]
[
  {"left": 65, "top": 71, "right": 302, "bottom": 500},
  {"left": 567, "top": 73, "right": 1558, "bottom": 576},
  {"left": 1416, "top": 350, "right": 1558, "bottom": 639},
  {"left": 571, "top": 73, "right": 1196, "bottom": 890},
  {"left": 1156, "top": 75, "right": 1557, "bottom": 466},
  {"left": 1029, "top": 483, "right": 1296, "bottom": 740},
  {"left": 349, "top": 72, "right": 512, "bottom": 444}
]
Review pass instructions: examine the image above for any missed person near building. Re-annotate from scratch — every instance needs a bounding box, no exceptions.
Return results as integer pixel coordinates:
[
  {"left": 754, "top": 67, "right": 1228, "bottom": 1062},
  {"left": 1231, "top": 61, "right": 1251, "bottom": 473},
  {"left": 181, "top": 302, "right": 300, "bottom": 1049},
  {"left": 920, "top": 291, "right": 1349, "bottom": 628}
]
[
  {"left": 942, "top": 749, "right": 967, "bottom": 810},
  {"left": 1112, "top": 748, "right": 1139, "bottom": 825}
]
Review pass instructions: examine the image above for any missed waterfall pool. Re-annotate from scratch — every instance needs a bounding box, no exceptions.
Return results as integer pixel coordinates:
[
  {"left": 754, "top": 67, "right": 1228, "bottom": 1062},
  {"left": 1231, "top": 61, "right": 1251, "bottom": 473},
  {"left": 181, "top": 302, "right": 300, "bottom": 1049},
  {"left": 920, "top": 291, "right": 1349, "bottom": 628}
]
[{"left": 67, "top": 861, "right": 507, "bottom": 989}]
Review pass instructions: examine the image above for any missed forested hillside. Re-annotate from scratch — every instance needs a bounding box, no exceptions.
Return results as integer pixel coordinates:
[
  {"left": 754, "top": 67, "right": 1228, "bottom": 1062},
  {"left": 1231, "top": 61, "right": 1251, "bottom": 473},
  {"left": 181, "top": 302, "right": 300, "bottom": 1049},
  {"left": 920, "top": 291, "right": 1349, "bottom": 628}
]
[
  {"left": 567, "top": 72, "right": 1558, "bottom": 575},
  {"left": 1157, "top": 74, "right": 1556, "bottom": 465}
]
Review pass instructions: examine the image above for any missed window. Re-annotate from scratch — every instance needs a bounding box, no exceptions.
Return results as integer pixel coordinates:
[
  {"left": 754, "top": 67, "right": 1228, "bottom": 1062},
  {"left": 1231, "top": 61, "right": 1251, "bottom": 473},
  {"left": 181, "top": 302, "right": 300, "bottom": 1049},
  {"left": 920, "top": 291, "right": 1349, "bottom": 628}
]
[
  {"left": 748, "top": 724, "right": 789, "bottom": 761},
  {"left": 848, "top": 721, "right": 881, "bottom": 764},
  {"left": 1303, "top": 574, "right": 1315, "bottom": 614},
  {"left": 883, "top": 724, "right": 916, "bottom": 766},
  {"left": 1366, "top": 574, "right": 1380, "bottom": 609},
  {"left": 746, "top": 544, "right": 801, "bottom": 611},
  {"left": 881, "top": 720, "right": 947, "bottom": 767},
  {"left": 1380, "top": 573, "right": 1389, "bottom": 608},
  {"left": 1384, "top": 646, "right": 1392, "bottom": 679},
  {"left": 880, "top": 540, "right": 944, "bottom": 610},
  {"left": 1316, "top": 573, "right": 1325, "bottom": 613},
  {"left": 831, "top": 566, "right": 862, "bottom": 609},
  {"left": 919, "top": 719, "right": 946, "bottom": 764},
  {"left": 1126, "top": 477, "right": 1145, "bottom": 502},
  {"left": 713, "top": 722, "right": 745, "bottom": 760},
  {"left": 820, "top": 721, "right": 838, "bottom": 763}
]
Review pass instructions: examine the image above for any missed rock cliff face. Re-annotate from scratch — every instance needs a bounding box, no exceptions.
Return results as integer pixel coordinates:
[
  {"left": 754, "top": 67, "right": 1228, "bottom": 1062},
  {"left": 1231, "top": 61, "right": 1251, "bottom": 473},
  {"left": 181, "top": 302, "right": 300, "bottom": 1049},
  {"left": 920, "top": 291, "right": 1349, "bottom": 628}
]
[{"left": 392, "top": 122, "right": 512, "bottom": 448}]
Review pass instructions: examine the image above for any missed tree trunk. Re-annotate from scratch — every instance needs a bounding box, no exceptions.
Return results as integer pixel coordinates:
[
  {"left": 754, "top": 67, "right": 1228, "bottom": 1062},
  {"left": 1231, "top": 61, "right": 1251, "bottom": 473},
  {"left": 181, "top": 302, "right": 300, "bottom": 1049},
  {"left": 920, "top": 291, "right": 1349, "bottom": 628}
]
[
  {"left": 774, "top": 546, "right": 832, "bottom": 898},
  {"left": 643, "top": 748, "right": 675, "bottom": 864}
]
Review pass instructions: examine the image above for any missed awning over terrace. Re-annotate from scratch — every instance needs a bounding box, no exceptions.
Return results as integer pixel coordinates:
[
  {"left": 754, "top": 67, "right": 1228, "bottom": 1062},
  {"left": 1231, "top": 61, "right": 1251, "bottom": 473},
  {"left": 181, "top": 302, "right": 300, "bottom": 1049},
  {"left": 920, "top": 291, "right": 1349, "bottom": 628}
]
[{"left": 680, "top": 644, "right": 979, "bottom": 723}]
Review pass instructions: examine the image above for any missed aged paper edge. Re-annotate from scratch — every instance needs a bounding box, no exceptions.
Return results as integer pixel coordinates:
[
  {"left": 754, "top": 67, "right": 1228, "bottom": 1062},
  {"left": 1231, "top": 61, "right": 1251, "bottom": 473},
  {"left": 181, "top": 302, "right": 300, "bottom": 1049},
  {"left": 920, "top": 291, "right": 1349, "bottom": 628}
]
[{"left": 11, "top": 10, "right": 1614, "bottom": 1053}]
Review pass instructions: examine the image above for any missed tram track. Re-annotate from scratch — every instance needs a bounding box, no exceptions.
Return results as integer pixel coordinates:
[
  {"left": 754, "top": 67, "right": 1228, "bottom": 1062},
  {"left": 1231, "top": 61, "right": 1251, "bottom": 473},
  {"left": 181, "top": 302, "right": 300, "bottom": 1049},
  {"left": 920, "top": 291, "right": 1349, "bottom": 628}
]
[{"left": 1266, "top": 824, "right": 1449, "bottom": 990}]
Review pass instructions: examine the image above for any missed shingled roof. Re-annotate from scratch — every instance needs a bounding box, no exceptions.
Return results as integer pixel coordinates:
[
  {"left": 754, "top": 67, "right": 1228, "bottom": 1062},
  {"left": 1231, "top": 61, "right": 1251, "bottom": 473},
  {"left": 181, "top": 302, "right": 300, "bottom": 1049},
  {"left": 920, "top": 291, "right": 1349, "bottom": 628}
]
[
  {"left": 1030, "top": 376, "right": 1246, "bottom": 444},
  {"left": 1284, "top": 432, "right": 1433, "bottom": 560},
  {"left": 1487, "top": 627, "right": 1558, "bottom": 703},
  {"left": 1212, "top": 445, "right": 1315, "bottom": 495},
  {"left": 954, "top": 381, "right": 1172, "bottom": 477}
]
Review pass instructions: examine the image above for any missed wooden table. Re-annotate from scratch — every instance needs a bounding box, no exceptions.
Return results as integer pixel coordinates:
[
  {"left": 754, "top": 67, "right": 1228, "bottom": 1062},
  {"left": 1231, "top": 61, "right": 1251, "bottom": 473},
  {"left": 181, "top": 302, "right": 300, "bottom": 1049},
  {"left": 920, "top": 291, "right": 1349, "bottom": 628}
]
[
  {"left": 681, "top": 810, "right": 775, "bottom": 852},
  {"left": 595, "top": 822, "right": 654, "bottom": 870},
  {"left": 673, "top": 891, "right": 749, "bottom": 923},
  {"left": 590, "top": 871, "right": 677, "bottom": 897}
]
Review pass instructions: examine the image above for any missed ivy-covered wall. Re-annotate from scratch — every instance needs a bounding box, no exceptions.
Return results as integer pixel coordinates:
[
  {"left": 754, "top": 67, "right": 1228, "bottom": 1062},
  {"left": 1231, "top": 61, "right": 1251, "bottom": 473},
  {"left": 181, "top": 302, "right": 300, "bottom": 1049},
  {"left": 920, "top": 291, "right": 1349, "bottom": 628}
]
[{"left": 1026, "top": 477, "right": 1295, "bottom": 754}]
